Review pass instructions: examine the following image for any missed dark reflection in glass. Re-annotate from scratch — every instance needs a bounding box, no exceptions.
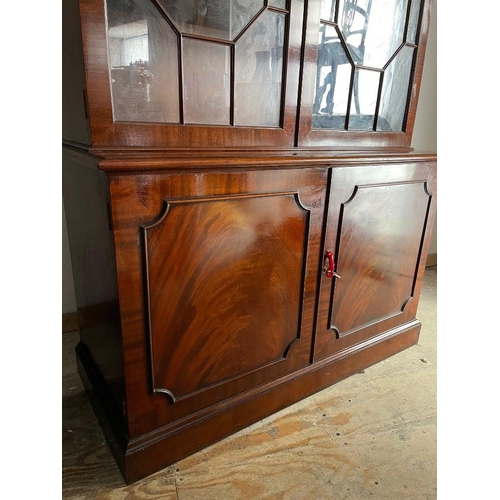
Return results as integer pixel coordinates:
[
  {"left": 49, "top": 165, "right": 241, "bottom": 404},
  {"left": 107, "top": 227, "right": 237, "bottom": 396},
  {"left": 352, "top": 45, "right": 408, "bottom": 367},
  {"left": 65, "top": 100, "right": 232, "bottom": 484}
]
[
  {"left": 234, "top": 11, "right": 285, "bottom": 127},
  {"left": 157, "top": 0, "right": 264, "bottom": 40},
  {"left": 312, "top": 1, "right": 372, "bottom": 129},
  {"left": 312, "top": 0, "right": 419, "bottom": 131},
  {"left": 312, "top": 22, "right": 352, "bottom": 129},
  {"left": 183, "top": 39, "right": 231, "bottom": 125},
  {"left": 337, "top": 0, "right": 372, "bottom": 63},
  {"left": 348, "top": 68, "right": 380, "bottom": 130},
  {"left": 106, "top": 0, "right": 180, "bottom": 123},
  {"left": 378, "top": 46, "right": 414, "bottom": 132}
]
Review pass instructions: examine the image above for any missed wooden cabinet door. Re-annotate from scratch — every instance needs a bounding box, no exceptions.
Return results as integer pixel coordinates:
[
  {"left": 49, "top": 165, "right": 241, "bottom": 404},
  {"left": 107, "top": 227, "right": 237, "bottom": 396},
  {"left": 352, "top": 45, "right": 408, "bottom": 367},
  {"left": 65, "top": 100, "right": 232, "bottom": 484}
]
[
  {"left": 109, "top": 167, "right": 326, "bottom": 436},
  {"left": 314, "top": 161, "right": 436, "bottom": 361}
]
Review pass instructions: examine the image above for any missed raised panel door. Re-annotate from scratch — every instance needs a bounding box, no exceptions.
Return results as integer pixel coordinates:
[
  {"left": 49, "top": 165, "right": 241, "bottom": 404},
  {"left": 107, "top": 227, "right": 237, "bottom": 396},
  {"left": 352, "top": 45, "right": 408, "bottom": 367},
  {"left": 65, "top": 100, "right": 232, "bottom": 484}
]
[
  {"left": 314, "top": 161, "right": 436, "bottom": 361},
  {"left": 143, "top": 192, "right": 310, "bottom": 402},
  {"left": 109, "top": 167, "right": 327, "bottom": 437}
]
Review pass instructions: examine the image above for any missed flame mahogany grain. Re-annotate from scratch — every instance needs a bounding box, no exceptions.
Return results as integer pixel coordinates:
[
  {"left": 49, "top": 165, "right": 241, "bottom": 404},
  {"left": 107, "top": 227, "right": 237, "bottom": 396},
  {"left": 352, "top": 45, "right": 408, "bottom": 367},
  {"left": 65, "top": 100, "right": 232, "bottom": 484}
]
[{"left": 62, "top": 0, "right": 436, "bottom": 484}]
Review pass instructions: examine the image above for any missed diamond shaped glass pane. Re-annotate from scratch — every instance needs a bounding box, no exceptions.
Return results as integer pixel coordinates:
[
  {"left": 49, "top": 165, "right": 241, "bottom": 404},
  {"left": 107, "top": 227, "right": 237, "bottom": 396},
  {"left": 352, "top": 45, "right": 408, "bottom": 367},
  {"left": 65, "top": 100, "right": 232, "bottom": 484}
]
[
  {"left": 234, "top": 11, "right": 285, "bottom": 127},
  {"left": 377, "top": 45, "right": 414, "bottom": 131},
  {"left": 337, "top": 0, "right": 409, "bottom": 69}
]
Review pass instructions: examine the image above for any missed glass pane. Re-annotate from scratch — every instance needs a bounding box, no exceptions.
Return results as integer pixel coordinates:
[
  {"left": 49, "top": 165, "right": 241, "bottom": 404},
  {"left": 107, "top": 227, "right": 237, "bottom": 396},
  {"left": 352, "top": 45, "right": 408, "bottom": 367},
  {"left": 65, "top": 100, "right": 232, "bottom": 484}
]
[
  {"left": 106, "top": 0, "right": 180, "bottom": 123},
  {"left": 347, "top": 68, "right": 380, "bottom": 130},
  {"left": 269, "top": 0, "right": 287, "bottom": 9},
  {"left": 231, "top": 1, "right": 265, "bottom": 39},
  {"left": 407, "top": 0, "right": 422, "bottom": 44},
  {"left": 320, "top": 0, "right": 335, "bottom": 22},
  {"left": 360, "top": 0, "right": 408, "bottom": 69},
  {"left": 234, "top": 11, "right": 285, "bottom": 127},
  {"left": 377, "top": 46, "right": 414, "bottom": 131},
  {"left": 183, "top": 39, "right": 230, "bottom": 125},
  {"left": 312, "top": 24, "right": 350, "bottom": 129},
  {"left": 157, "top": 0, "right": 264, "bottom": 41}
]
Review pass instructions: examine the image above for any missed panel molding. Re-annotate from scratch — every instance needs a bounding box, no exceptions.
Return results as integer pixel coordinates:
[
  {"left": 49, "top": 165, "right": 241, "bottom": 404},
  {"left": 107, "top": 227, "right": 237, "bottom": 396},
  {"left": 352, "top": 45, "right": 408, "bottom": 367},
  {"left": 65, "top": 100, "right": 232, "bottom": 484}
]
[
  {"left": 141, "top": 191, "right": 311, "bottom": 403},
  {"left": 329, "top": 179, "right": 432, "bottom": 338},
  {"left": 126, "top": 318, "right": 420, "bottom": 456}
]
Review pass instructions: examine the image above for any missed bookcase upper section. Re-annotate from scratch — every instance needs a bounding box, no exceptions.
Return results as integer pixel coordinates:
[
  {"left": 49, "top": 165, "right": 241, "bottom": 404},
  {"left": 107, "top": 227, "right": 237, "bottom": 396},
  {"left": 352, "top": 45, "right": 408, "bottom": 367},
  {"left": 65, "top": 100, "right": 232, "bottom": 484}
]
[{"left": 62, "top": 0, "right": 433, "bottom": 151}]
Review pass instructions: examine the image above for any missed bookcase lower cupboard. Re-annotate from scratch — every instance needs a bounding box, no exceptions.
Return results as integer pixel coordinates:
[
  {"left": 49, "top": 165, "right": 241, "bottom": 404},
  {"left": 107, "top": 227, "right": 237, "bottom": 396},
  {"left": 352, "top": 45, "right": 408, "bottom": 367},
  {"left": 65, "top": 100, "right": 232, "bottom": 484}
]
[{"left": 63, "top": 149, "right": 436, "bottom": 483}]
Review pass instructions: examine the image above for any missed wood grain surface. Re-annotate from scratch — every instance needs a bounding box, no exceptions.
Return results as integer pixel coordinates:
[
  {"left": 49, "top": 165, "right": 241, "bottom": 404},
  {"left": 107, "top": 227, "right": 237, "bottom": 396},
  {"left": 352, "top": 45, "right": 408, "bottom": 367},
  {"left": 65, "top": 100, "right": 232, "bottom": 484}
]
[
  {"left": 108, "top": 168, "right": 327, "bottom": 439},
  {"left": 62, "top": 0, "right": 436, "bottom": 489},
  {"left": 314, "top": 161, "right": 436, "bottom": 361},
  {"left": 62, "top": 267, "right": 437, "bottom": 499},
  {"left": 143, "top": 192, "right": 310, "bottom": 402}
]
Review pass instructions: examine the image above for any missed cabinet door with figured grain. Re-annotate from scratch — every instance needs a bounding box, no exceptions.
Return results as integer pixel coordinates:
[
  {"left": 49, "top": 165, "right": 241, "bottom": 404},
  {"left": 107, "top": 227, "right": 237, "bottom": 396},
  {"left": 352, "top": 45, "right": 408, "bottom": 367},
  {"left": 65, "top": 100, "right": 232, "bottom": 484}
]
[
  {"left": 110, "top": 168, "right": 326, "bottom": 431},
  {"left": 144, "top": 192, "right": 309, "bottom": 402},
  {"left": 314, "top": 161, "right": 436, "bottom": 361}
]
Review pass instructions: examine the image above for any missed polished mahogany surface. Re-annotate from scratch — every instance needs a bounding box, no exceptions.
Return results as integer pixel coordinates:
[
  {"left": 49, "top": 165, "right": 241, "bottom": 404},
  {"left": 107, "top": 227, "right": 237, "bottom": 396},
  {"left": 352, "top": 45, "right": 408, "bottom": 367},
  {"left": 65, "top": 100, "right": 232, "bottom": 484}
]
[
  {"left": 62, "top": 0, "right": 436, "bottom": 485},
  {"left": 330, "top": 181, "right": 429, "bottom": 336},
  {"left": 64, "top": 146, "right": 437, "bottom": 483},
  {"left": 314, "top": 161, "right": 437, "bottom": 361},
  {"left": 143, "top": 192, "right": 311, "bottom": 402},
  {"left": 108, "top": 167, "right": 327, "bottom": 437}
]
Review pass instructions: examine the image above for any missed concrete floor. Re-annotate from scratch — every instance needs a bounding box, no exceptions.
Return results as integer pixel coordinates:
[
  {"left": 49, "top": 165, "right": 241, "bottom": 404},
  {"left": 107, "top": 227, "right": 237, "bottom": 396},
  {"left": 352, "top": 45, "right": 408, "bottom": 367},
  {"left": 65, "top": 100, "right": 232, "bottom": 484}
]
[{"left": 62, "top": 267, "right": 437, "bottom": 499}]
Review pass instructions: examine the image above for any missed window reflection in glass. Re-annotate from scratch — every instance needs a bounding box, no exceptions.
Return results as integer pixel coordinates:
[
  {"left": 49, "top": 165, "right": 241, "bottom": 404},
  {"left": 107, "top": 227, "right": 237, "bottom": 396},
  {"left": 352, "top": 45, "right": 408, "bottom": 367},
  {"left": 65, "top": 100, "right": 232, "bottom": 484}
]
[
  {"left": 106, "top": 0, "right": 292, "bottom": 127},
  {"left": 358, "top": 0, "right": 407, "bottom": 69},
  {"left": 313, "top": 25, "right": 343, "bottom": 118},
  {"left": 106, "top": 0, "right": 180, "bottom": 123},
  {"left": 407, "top": 0, "right": 422, "bottom": 44},
  {"left": 320, "top": 0, "right": 335, "bottom": 23},
  {"left": 348, "top": 68, "right": 380, "bottom": 130},
  {"left": 269, "top": 0, "right": 287, "bottom": 9}
]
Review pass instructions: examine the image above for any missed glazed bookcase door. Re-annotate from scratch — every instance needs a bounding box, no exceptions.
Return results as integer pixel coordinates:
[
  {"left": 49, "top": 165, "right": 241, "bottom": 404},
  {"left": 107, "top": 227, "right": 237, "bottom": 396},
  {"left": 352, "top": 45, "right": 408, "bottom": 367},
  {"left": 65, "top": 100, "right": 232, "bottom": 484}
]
[
  {"left": 297, "top": 0, "right": 432, "bottom": 148},
  {"left": 80, "top": 0, "right": 304, "bottom": 148},
  {"left": 109, "top": 167, "right": 326, "bottom": 436},
  {"left": 314, "top": 161, "right": 436, "bottom": 361}
]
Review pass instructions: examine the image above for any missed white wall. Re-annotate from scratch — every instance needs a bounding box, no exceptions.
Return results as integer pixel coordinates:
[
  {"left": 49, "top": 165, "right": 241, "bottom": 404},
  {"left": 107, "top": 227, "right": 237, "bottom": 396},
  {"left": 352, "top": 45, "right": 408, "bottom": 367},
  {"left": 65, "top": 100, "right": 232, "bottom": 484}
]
[{"left": 411, "top": 0, "right": 437, "bottom": 255}]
